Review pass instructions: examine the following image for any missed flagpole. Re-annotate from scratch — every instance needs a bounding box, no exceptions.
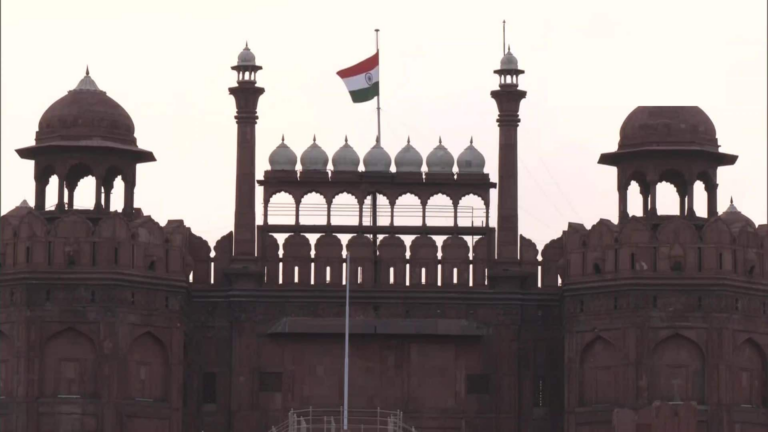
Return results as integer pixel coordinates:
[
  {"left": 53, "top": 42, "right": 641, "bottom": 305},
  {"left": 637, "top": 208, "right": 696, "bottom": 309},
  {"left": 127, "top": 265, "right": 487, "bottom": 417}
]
[
  {"left": 375, "top": 29, "right": 381, "bottom": 146},
  {"left": 343, "top": 253, "right": 350, "bottom": 431}
]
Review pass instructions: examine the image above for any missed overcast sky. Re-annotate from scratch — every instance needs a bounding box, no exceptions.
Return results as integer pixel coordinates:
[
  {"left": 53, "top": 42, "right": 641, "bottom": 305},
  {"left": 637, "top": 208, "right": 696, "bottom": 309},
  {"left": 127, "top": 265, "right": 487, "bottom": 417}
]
[{"left": 2, "top": 0, "right": 766, "bottom": 251}]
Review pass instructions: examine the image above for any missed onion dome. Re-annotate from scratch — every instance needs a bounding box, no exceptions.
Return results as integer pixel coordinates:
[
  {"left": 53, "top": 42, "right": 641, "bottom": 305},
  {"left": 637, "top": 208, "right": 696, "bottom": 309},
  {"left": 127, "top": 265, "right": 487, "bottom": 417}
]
[
  {"left": 720, "top": 198, "right": 756, "bottom": 234},
  {"left": 269, "top": 135, "right": 298, "bottom": 170},
  {"left": 300, "top": 135, "right": 329, "bottom": 171},
  {"left": 426, "top": 137, "right": 455, "bottom": 173},
  {"left": 237, "top": 42, "right": 256, "bottom": 66},
  {"left": 35, "top": 67, "right": 136, "bottom": 147},
  {"left": 456, "top": 137, "right": 485, "bottom": 173},
  {"left": 394, "top": 137, "right": 423, "bottom": 172},
  {"left": 500, "top": 45, "right": 519, "bottom": 70},
  {"left": 619, "top": 106, "right": 718, "bottom": 150},
  {"left": 332, "top": 136, "right": 360, "bottom": 171},
  {"left": 363, "top": 136, "right": 391, "bottom": 172}
]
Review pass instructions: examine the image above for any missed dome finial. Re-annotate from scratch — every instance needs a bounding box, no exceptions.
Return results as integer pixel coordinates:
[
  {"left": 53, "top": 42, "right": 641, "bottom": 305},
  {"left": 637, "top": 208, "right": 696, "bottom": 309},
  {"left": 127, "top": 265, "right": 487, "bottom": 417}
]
[
  {"left": 281, "top": 134, "right": 285, "bottom": 143},
  {"left": 245, "top": 41, "right": 249, "bottom": 49},
  {"left": 470, "top": 136, "right": 474, "bottom": 145},
  {"left": 730, "top": 196, "right": 733, "bottom": 205},
  {"left": 407, "top": 136, "right": 411, "bottom": 145},
  {"left": 439, "top": 136, "right": 442, "bottom": 145},
  {"left": 85, "top": 65, "right": 90, "bottom": 76},
  {"left": 507, "top": 44, "right": 511, "bottom": 53},
  {"left": 313, "top": 134, "right": 316, "bottom": 144},
  {"left": 345, "top": 135, "right": 348, "bottom": 144}
]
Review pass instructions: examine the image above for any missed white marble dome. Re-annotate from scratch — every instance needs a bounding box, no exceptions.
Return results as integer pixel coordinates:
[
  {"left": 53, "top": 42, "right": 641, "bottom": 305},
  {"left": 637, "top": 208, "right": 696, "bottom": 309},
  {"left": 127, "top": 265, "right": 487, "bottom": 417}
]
[
  {"left": 457, "top": 137, "right": 485, "bottom": 173},
  {"left": 269, "top": 136, "right": 297, "bottom": 170},
  {"left": 363, "top": 137, "right": 391, "bottom": 172},
  {"left": 332, "top": 136, "right": 360, "bottom": 171},
  {"left": 426, "top": 138, "right": 455, "bottom": 173},
  {"left": 237, "top": 43, "right": 256, "bottom": 66},
  {"left": 300, "top": 136, "right": 329, "bottom": 171},
  {"left": 500, "top": 46, "right": 518, "bottom": 70},
  {"left": 394, "top": 137, "right": 423, "bottom": 173}
]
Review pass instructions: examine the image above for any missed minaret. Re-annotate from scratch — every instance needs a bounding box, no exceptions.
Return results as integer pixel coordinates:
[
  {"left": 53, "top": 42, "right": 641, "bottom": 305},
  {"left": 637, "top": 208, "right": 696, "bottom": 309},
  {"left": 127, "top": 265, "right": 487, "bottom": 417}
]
[
  {"left": 491, "top": 44, "right": 526, "bottom": 262},
  {"left": 229, "top": 43, "right": 265, "bottom": 258}
]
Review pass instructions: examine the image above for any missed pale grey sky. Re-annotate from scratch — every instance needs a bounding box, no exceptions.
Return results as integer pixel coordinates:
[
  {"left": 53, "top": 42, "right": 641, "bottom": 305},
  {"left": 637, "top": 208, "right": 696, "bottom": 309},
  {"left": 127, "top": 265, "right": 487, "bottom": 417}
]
[{"left": 2, "top": 0, "right": 766, "bottom": 251}]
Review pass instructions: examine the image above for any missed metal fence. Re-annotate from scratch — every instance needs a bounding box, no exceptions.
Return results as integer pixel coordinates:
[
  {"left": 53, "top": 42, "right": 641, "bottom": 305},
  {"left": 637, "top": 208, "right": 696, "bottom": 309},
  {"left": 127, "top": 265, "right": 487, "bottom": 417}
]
[{"left": 268, "top": 408, "right": 416, "bottom": 432}]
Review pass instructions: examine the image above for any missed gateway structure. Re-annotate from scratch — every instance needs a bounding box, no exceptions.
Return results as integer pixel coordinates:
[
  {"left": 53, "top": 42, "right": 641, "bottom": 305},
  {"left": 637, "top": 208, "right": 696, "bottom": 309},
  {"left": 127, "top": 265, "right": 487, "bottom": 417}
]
[{"left": 0, "top": 41, "right": 766, "bottom": 432}]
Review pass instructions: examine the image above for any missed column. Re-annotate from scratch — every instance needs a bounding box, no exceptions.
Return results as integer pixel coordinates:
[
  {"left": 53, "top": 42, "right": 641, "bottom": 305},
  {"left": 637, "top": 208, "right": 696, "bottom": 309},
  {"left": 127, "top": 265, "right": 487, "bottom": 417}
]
[
  {"left": 34, "top": 180, "right": 47, "bottom": 211},
  {"left": 707, "top": 183, "right": 718, "bottom": 218},
  {"left": 67, "top": 183, "right": 75, "bottom": 210},
  {"left": 648, "top": 181, "right": 657, "bottom": 216},
  {"left": 94, "top": 177, "right": 103, "bottom": 211},
  {"left": 618, "top": 186, "right": 628, "bottom": 222},
  {"left": 641, "top": 190, "right": 649, "bottom": 216},
  {"left": 122, "top": 180, "right": 135, "bottom": 215},
  {"left": 677, "top": 188, "right": 686, "bottom": 216},
  {"left": 326, "top": 202, "right": 331, "bottom": 225},
  {"left": 686, "top": 181, "right": 696, "bottom": 217},
  {"left": 103, "top": 183, "right": 113, "bottom": 212},
  {"left": 56, "top": 175, "right": 65, "bottom": 212}
]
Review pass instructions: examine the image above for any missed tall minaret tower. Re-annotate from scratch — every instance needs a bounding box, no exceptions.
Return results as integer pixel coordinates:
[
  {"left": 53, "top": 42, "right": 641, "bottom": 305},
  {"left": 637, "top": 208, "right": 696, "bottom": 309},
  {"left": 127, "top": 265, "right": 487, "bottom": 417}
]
[
  {"left": 491, "top": 39, "right": 526, "bottom": 262},
  {"left": 229, "top": 43, "right": 265, "bottom": 259}
]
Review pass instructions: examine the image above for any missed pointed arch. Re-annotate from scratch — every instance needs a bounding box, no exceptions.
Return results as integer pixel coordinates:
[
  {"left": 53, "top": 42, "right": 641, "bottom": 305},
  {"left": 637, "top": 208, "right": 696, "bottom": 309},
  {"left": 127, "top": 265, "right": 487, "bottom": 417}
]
[
  {"left": 579, "top": 336, "right": 622, "bottom": 406},
  {"left": 42, "top": 327, "right": 97, "bottom": 397},
  {"left": 125, "top": 331, "right": 170, "bottom": 401},
  {"left": 0, "top": 331, "right": 13, "bottom": 398},
  {"left": 650, "top": 334, "right": 705, "bottom": 403},
  {"left": 733, "top": 338, "right": 766, "bottom": 407}
]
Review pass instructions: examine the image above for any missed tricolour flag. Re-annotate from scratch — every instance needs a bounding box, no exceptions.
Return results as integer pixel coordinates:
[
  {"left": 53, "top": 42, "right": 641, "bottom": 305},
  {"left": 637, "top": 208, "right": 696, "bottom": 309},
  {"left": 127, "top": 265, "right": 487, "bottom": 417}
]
[{"left": 336, "top": 52, "right": 379, "bottom": 103}]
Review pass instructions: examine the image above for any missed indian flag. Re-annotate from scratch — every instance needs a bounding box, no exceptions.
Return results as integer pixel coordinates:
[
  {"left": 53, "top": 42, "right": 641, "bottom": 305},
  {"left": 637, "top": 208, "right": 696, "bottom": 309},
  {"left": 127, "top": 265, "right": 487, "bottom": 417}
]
[{"left": 337, "top": 52, "right": 379, "bottom": 103}]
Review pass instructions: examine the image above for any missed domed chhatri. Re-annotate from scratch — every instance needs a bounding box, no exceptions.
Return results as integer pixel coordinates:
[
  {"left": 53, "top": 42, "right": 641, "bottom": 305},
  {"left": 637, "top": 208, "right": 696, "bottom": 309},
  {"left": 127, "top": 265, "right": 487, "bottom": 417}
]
[
  {"left": 457, "top": 137, "right": 485, "bottom": 173},
  {"left": 237, "top": 42, "right": 256, "bottom": 66},
  {"left": 363, "top": 137, "right": 391, "bottom": 172},
  {"left": 619, "top": 106, "right": 718, "bottom": 149},
  {"left": 36, "top": 67, "right": 136, "bottom": 147},
  {"left": 332, "top": 136, "right": 360, "bottom": 171},
  {"left": 394, "top": 137, "right": 423, "bottom": 173},
  {"left": 720, "top": 197, "right": 756, "bottom": 234},
  {"left": 300, "top": 135, "right": 329, "bottom": 171},
  {"left": 269, "top": 135, "right": 298, "bottom": 171},
  {"left": 500, "top": 46, "right": 519, "bottom": 70},
  {"left": 426, "top": 137, "right": 455, "bottom": 173}
]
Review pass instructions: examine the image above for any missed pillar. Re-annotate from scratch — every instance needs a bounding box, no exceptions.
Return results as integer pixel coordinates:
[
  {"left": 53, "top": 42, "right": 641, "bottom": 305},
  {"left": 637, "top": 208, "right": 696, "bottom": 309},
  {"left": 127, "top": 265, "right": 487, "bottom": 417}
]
[
  {"left": 228, "top": 76, "right": 265, "bottom": 257},
  {"left": 94, "top": 177, "right": 103, "bottom": 211},
  {"left": 648, "top": 181, "right": 657, "bottom": 216},
  {"left": 707, "top": 183, "right": 718, "bottom": 218},
  {"left": 103, "top": 183, "right": 113, "bottom": 212},
  {"left": 642, "top": 190, "right": 649, "bottom": 216},
  {"left": 619, "top": 186, "right": 629, "bottom": 222},
  {"left": 491, "top": 83, "right": 527, "bottom": 261},
  {"left": 56, "top": 175, "right": 65, "bottom": 212},
  {"left": 122, "top": 180, "right": 135, "bottom": 215},
  {"left": 677, "top": 188, "right": 686, "bottom": 216},
  {"left": 686, "top": 181, "right": 696, "bottom": 217},
  {"left": 326, "top": 202, "right": 332, "bottom": 225},
  {"left": 67, "top": 183, "right": 75, "bottom": 210},
  {"left": 34, "top": 179, "right": 47, "bottom": 211}
]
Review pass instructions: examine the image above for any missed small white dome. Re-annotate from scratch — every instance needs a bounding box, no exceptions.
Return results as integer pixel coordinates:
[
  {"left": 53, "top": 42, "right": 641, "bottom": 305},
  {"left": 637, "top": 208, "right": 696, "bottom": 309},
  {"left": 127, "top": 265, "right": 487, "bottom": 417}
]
[
  {"left": 269, "top": 135, "right": 297, "bottom": 170},
  {"left": 332, "top": 136, "right": 360, "bottom": 171},
  {"left": 500, "top": 46, "right": 518, "bottom": 70},
  {"left": 457, "top": 137, "right": 485, "bottom": 173},
  {"left": 426, "top": 137, "right": 455, "bottom": 173},
  {"left": 300, "top": 136, "right": 329, "bottom": 171},
  {"left": 237, "top": 42, "right": 256, "bottom": 66},
  {"left": 394, "top": 137, "right": 423, "bottom": 173},
  {"left": 363, "top": 137, "right": 391, "bottom": 172}
]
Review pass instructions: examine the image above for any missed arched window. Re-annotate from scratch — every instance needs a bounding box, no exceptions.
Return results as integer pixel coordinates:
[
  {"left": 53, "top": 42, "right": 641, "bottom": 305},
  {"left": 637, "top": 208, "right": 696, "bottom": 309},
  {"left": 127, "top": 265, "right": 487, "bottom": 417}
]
[
  {"left": 42, "top": 328, "right": 97, "bottom": 398},
  {"left": 733, "top": 339, "right": 766, "bottom": 407},
  {"left": 650, "top": 335, "right": 705, "bottom": 403},
  {"left": 125, "top": 332, "right": 170, "bottom": 401},
  {"left": 580, "top": 336, "right": 622, "bottom": 406}
]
